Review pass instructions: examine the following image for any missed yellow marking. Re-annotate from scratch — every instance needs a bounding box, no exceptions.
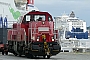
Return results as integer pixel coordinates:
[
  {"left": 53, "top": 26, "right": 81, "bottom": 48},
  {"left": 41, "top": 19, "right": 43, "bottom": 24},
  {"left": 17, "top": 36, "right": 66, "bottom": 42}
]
[
  {"left": 42, "top": 34, "right": 46, "bottom": 39},
  {"left": 44, "top": 42, "right": 47, "bottom": 45},
  {"left": 43, "top": 41, "right": 50, "bottom": 55}
]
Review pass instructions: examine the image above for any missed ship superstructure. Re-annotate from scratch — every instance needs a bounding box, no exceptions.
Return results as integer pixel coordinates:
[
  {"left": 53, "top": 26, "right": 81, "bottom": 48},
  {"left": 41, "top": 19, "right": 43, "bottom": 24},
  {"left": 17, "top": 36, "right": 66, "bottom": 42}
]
[
  {"left": 55, "top": 11, "right": 88, "bottom": 39},
  {"left": 54, "top": 11, "right": 90, "bottom": 52},
  {"left": 0, "top": 0, "right": 39, "bottom": 28}
]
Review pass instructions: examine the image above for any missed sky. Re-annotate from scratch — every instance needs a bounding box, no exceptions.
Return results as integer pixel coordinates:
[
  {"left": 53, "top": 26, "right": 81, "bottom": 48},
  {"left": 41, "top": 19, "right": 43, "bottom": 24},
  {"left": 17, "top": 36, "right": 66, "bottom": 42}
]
[{"left": 34, "top": 0, "right": 90, "bottom": 27}]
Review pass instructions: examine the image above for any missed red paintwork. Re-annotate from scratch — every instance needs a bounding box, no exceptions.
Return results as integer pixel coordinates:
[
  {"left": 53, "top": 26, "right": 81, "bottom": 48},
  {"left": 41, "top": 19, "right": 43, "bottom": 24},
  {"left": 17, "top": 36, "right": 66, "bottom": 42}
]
[
  {"left": 7, "top": 11, "right": 58, "bottom": 42},
  {"left": 8, "top": 23, "right": 26, "bottom": 41},
  {"left": 28, "top": 21, "right": 54, "bottom": 42},
  {"left": 7, "top": 28, "right": 26, "bottom": 41},
  {"left": 7, "top": 30, "right": 12, "bottom": 41},
  {"left": 0, "top": 44, "right": 4, "bottom": 49}
]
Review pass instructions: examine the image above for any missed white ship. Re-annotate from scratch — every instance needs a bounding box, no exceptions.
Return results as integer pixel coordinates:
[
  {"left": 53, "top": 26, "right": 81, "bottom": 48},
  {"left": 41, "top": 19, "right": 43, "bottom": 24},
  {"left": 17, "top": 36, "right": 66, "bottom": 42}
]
[
  {"left": 54, "top": 11, "right": 90, "bottom": 53},
  {"left": 0, "top": 0, "right": 39, "bottom": 28}
]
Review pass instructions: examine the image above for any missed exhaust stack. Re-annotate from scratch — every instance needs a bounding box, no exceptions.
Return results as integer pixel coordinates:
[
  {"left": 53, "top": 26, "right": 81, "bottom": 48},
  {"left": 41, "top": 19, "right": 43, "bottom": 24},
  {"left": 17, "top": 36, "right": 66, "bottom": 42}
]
[{"left": 27, "top": 0, "right": 34, "bottom": 5}]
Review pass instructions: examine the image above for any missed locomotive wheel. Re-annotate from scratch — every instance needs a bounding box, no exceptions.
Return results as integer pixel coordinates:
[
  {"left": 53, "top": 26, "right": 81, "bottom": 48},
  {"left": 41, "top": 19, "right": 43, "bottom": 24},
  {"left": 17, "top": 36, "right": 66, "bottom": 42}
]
[
  {"left": 14, "top": 54, "right": 18, "bottom": 56},
  {"left": 13, "top": 53, "right": 18, "bottom": 56},
  {"left": 25, "top": 53, "right": 34, "bottom": 58},
  {"left": 19, "top": 54, "right": 22, "bottom": 57},
  {"left": 25, "top": 53, "right": 30, "bottom": 58},
  {"left": 2, "top": 51, "right": 4, "bottom": 55},
  {"left": 47, "top": 55, "right": 50, "bottom": 59},
  {"left": 43, "top": 55, "right": 46, "bottom": 58},
  {"left": 19, "top": 53, "right": 22, "bottom": 57},
  {"left": 5, "top": 51, "right": 8, "bottom": 55},
  {"left": 30, "top": 54, "right": 34, "bottom": 59}
]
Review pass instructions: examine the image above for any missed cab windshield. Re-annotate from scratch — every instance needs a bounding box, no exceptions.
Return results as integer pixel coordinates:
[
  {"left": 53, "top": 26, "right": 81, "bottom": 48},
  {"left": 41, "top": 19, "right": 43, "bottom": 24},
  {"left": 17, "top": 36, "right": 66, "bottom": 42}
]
[
  {"left": 22, "top": 13, "right": 53, "bottom": 23},
  {"left": 34, "top": 15, "right": 45, "bottom": 21}
]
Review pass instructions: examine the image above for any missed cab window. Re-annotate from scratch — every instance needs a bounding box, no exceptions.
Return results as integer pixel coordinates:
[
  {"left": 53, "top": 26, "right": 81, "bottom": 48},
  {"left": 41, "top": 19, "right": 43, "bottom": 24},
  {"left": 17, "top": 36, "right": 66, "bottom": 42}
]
[
  {"left": 22, "top": 15, "right": 34, "bottom": 23},
  {"left": 48, "top": 16, "right": 52, "bottom": 21},
  {"left": 34, "top": 15, "right": 45, "bottom": 21},
  {"left": 26, "top": 15, "right": 30, "bottom": 21}
]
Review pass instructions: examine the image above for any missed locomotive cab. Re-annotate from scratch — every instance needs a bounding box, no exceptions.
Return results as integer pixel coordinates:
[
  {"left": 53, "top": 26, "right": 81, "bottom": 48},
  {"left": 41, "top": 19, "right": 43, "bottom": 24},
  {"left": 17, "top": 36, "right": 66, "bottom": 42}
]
[
  {"left": 23, "top": 11, "right": 61, "bottom": 58},
  {"left": 22, "top": 11, "right": 53, "bottom": 23}
]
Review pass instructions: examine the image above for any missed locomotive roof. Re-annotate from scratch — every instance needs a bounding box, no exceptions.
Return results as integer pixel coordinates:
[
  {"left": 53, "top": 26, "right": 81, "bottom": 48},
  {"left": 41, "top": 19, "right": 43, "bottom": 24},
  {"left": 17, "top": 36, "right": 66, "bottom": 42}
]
[
  {"left": 22, "top": 11, "right": 53, "bottom": 21},
  {"left": 25, "top": 11, "right": 52, "bottom": 17}
]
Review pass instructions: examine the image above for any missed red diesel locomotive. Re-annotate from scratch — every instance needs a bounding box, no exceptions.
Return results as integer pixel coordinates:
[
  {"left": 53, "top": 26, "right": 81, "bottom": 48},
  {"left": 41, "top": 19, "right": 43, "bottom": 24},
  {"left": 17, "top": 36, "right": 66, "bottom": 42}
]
[{"left": 7, "top": 11, "right": 61, "bottom": 58}]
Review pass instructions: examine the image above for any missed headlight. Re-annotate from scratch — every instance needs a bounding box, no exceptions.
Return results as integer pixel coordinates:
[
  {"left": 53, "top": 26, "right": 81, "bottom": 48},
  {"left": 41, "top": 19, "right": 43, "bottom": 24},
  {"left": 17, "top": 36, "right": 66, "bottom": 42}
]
[
  {"left": 42, "top": 21, "right": 45, "bottom": 24},
  {"left": 37, "top": 39, "right": 39, "bottom": 41},
  {"left": 52, "top": 39, "right": 54, "bottom": 41}
]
